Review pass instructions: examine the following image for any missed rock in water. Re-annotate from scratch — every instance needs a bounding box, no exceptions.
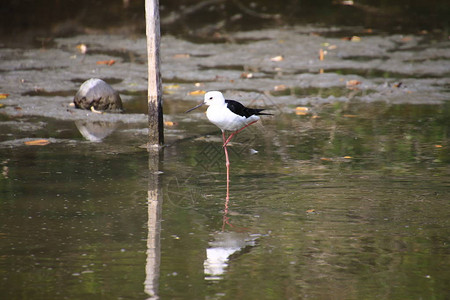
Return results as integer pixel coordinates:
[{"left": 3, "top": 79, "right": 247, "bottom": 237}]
[{"left": 73, "top": 78, "right": 123, "bottom": 112}]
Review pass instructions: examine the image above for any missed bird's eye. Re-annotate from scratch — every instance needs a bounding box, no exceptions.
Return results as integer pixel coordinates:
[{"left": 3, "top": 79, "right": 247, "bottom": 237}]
[{"left": 209, "top": 97, "right": 213, "bottom": 100}]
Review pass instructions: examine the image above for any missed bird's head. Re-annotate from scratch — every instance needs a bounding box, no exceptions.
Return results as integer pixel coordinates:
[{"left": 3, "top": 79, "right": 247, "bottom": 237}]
[
  {"left": 185, "top": 91, "right": 225, "bottom": 113},
  {"left": 203, "top": 91, "right": 225, "bottom": 106}
]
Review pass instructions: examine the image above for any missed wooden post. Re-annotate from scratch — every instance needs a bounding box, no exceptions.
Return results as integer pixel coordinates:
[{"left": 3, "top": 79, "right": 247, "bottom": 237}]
[
  {"left": 145, "top": 1, "right": 163, "bottom": 297},
  {"left": 145, "top": 0, "right": 164, "bottom": 147}
]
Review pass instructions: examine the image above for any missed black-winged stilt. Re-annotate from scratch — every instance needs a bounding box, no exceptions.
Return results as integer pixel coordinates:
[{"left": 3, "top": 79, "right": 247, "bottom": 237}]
[{"left": 186, "top": 91, "right": 271, "bottom": 201}]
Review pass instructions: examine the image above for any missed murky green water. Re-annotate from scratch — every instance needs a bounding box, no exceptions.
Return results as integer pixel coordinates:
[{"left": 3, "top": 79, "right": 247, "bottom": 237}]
[{"left": 1, "top": 100, "right": 449, "bottom": 299}]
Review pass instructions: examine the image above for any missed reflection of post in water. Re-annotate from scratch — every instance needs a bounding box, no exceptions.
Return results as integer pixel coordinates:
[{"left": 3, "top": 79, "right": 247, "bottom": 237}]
[{"left": 144, "top": 148, "right": 163, "bottom": 299}]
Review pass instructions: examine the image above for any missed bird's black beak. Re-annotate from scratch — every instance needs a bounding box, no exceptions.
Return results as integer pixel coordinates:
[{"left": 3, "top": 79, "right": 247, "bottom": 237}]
[{"left": 185, "top": 102, "right": 204, "bottom": 113}]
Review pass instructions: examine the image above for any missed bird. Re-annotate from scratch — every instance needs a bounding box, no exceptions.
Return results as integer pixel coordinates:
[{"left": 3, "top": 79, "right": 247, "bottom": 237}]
[
  {"left": 185, "top": 91, "right": 271, "bottom": 147},
  {"left": 186, "top": 91, "right": 271, "bottom": 201}
]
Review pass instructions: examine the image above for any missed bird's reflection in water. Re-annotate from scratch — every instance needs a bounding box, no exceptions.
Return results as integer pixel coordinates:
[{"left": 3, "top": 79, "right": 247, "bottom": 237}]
[
  {"left": 75, "top": 121, "right": 119, "bottom": 142},
  {"left": 204, "top": 199, "right": 260, "bottom": 281},
  {"left": 204, "top": 231, "right": 259, "bottom": 280}
]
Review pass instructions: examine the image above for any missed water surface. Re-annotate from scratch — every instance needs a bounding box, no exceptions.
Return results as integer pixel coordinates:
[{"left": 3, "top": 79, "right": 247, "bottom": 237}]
[{"left": 1, "top": 100, "right": 449, "bottom": 299}]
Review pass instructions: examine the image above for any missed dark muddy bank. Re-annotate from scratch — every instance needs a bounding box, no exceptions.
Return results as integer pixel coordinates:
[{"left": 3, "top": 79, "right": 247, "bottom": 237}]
[{"left": 1, "top": 27, "right": 449, "bottom": 127}]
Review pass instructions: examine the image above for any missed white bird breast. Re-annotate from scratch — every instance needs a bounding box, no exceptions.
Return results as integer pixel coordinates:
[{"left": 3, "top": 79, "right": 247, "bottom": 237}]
[{"left": 206, "top": 104, "right": 260, "bottom": 131}]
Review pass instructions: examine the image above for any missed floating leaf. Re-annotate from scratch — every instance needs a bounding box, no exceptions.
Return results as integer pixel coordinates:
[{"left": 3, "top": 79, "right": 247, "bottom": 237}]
[
  {"left": 270, "top": 55, "right": 284, "bottom": 62},
  {"left": 164, "top": 121, "right": 177, "bottom": 126},
  {"left": 0, "top": 93, "right": 9, "bottom": 99},
  {"left": 25, "top": 139, "right": 50, "bottom": 146},
  {"left": 188, "top": 90, "right": 206, "bottom": 96},
  {"left": 96, "top": 60, "right": 116, "bottom": 66},
  {"left": 295, "top": 107, "right": 309, "bottom": 115},
  {"left": 164, "top": 84, "right": 181, "bottom": 90}
]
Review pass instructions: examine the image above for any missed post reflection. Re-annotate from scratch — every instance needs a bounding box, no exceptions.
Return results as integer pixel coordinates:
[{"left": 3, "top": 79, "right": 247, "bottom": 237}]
[{"left": 144, "top": 149, "right": 163, "bottom": 299}]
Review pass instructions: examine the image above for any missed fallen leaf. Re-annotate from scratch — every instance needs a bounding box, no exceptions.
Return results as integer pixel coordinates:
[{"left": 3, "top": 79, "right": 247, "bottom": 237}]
[
  {"left": 306, "top": 209, "right": 316, "bottom": 213},
  {"left": 188, "top": 90, "right": 206, "bottom": 96},
  {"left": 90, "top": 106, "right": 103, "bottom": 114},
  {"left": 194, "top": 82, "right": 204, "bottom": 87},
  {"left": 401, "top": 36, "right": 413, "bottom": 42},
  {"left": 320, "top": 157, "right": 332, "bottom": 161},
  {"left": 240, "top": 72, "right": 253, "bottom": 79},
  {"left": 343, "top": 156, "right": 352, "bottom": 159},
  {"left": 0, "top": 93, "right": 9, "bottom": 99},
  {"left": 343, "top": 114, "right": 358, "bottom": 118},
  {"left": 25, "top": 139, "right": 50, "bottom": 146},
  {"left": 328, "top": 44, "right": 337, "bottom": 50},
  {"left": 164, "top": 84, "right": 181, "bottom": 90},
  {"left": 270, "top": 55, "right": 284, "bottom": 62},
  {"left": 346, "top": 79, "right": 362, "bottom": 87},
  {"left": 311, "top": 115, "right": 320, "bottom": 119},
  {"left": 319, "top": 48, "right": 325, "bottom": 61},
  {"left": 434, "top": 145, "right": 443, "bottom": 148},
  {"left": 273, "top": 84, "right": 287, "bottom": 91},
  {"left": 173, "top": 53, "right": 190, "bottom": 59},
  {"left": 351, "top": 36, "right": 361, "bottom": 42},
  {"left": 164, "top": 121, "right": 176, "bottom": 126},
  {"left": 319, "top": 68, "right": 324, "bottom": 74},
  {"left": 96, "top": 60, "right": 116, "bottom": 66},
  {"left": 76, "top": 43, "right": 87, "bottom": 54},
  {"left": 0, "top": 104, "right": 4, "bottom": 108},
  {"left": 295, "top": 107, "right": 309, "bottom": 115}
]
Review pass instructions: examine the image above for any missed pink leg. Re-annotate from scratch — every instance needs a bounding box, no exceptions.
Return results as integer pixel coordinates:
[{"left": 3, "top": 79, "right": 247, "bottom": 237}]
[
  {"left": 223, "top": 120, "right": 259, "bottom": 147},
  {"left": 222, "top": 131, "right": 231, "bottom": 202},
  {"left": 223, "top": 132, "right": 230, "bottom": 202}
]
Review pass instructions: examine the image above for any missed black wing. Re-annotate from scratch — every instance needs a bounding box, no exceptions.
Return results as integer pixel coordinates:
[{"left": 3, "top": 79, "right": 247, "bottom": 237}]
[{"left": 225, "top": 99, "right": 272, "bottom": 118}]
